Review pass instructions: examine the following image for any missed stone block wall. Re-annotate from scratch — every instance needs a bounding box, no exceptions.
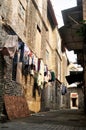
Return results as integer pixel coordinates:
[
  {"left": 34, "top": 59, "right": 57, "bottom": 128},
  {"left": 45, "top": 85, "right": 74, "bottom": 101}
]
[
  {"left": 0, "top": 0, "right": 12, "bottom": 21},
  {"left": 26, "top": 0, "right": 48, "bottom": 60},
  {"left": 27, "top": 0, "right": 37, "bottom": 53},
  {"left": 22, "top": 74, "right": 41, "bottom": 113},
  {"left": 0, "top": 53, "right": 24, "bottom": 117},
  {"left": 66, "top": 87, "right": 84, "bottom": 110},
  {"left": 41, "top": 26, "right": 47, "bottom": 63},
  {"left": 83, "top": 0, "right": 86, "bottom": 20},
  {"left": 4, "top": 79, "right": 24, "bottom": 96},
  {"left": 0, "top": 52, "right": 5, "bottom": 115},
  {"left": 0, "top": 0, "right": 63, "bottom": 116}
]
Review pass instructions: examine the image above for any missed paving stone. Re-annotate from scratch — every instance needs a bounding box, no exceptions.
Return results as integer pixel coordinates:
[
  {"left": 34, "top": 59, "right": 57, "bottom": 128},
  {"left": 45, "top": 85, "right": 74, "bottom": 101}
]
[{"left": 0, "top": 110, "right": 86, "bottom": 130}]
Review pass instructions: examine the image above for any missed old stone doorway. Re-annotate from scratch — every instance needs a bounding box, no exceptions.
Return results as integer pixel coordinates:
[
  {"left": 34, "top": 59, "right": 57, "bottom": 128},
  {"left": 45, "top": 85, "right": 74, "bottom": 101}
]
[
  {"left": 70, "top": 93, "right": 78, "bottom": 109},
  {"left": 72, "top": 98, "right": 77, "bottom": 107}
]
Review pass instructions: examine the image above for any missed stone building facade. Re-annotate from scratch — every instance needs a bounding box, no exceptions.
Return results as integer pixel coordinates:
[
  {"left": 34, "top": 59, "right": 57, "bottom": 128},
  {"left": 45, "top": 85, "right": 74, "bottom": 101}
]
[
  {"left": 0, "top": 0, "right": 67, "bottom": 120},
  {"left": 66, "top": 87, "right": 84, "bottom": 110},
  {"left": 59, "top": 0, "right": 85, "bottom": 110},
  {"left": 82, "top": 0, "right": 86, "bottom": 112},
  {"left": 64, "top": 63, "right": 84, "bottom": 110}
]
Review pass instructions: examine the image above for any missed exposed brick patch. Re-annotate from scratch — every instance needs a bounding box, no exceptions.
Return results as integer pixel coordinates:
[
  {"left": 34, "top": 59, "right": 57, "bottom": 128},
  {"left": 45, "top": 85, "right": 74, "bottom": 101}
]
[{"left": 4, "top": 95, "right": 29, "bottom": 120}]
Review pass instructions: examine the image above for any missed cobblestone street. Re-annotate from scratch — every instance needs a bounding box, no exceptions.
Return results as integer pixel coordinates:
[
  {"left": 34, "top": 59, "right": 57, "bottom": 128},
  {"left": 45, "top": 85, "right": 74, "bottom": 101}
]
[{"left": 0, "top": 109, "right": 86, "bottom": 130}]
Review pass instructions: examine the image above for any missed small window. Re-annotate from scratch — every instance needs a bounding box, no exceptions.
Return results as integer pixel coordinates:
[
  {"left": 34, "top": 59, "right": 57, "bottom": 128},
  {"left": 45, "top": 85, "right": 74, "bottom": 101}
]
[{"left": 37, "top": 25, "right": 41, "bottom": 33}]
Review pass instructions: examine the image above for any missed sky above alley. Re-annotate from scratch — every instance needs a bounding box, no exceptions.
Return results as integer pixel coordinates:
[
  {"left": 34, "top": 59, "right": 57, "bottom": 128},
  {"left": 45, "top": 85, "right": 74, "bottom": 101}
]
[
  {"left": 51, "top": 0, "right": 77, "bottom": 63},
  {"left": 51, "top": 0, "right": 77, "bottom": 28}
]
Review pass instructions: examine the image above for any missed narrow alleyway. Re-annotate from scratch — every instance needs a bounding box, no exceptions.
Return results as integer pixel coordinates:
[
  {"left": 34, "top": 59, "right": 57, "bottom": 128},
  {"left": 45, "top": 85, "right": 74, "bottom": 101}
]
[
  {"left": 0, "top": 0, "right": 86, "bottom": 130},
  {"left": 0, "top": 109, "right": 86, "bottom": 130}
]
